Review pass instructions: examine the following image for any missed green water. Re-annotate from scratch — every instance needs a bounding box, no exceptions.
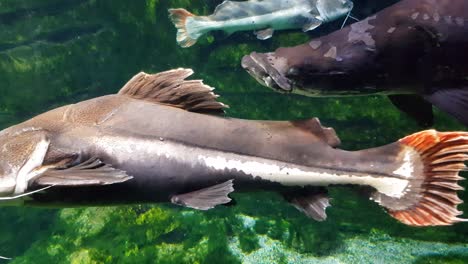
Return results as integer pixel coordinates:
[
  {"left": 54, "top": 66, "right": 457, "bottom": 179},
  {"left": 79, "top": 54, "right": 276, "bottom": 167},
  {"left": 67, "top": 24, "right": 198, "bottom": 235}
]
[{"left": 0, "top": 0, "right": 467, "bottom": 263}]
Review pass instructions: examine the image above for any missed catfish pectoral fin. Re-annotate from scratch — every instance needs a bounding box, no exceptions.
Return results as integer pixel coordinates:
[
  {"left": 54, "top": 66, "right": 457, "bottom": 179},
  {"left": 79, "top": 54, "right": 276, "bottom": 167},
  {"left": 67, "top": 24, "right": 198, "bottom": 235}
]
[
  {"left": 34, "top": 157, "right": 132, "bottom": 186},
  {"left": 374, "top": 130, "right": 468, "bottom": 226},
  {"left": 302, "top": 17, "right": 322, "bottom": 32},
  {"left": 170, "top": 180, "right": 234, "bottom": 210}
]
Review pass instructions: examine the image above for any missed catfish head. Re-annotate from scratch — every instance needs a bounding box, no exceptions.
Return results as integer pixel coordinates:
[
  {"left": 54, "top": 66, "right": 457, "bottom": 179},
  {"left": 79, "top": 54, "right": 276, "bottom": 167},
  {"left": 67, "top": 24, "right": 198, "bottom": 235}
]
[
  {"left": 0, "top": 122, "right": 132, "bottom": 200},
  {"left": 317, "top": 0, "right": 354, "bottom": 22},
  {"left": 0, "top": 128, "right": 54, "bottom": 198}
]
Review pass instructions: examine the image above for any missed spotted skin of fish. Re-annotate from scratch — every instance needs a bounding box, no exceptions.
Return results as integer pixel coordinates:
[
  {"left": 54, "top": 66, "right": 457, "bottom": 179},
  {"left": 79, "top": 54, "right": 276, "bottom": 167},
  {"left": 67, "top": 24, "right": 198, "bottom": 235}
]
[{"left": 242, "top": 0, "right": 468, "bottom": 127}]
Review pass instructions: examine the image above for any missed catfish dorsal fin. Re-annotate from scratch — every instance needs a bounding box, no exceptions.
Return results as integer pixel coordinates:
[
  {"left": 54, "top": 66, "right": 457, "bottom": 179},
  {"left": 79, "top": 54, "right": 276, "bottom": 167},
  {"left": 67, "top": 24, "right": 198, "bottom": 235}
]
[
  {"left": 118, "top": 69, "right": 228, "bottom": 115},
  {"left": 291, "top": 118, "right": 341, "bottom": 147}
]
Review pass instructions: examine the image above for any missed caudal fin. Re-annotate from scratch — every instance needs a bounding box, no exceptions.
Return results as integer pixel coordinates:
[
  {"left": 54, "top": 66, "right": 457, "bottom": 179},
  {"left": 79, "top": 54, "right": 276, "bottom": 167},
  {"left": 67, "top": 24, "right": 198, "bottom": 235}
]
[
  {"left": 168, "top": 8, "right": 199, "bottom": 48},
  {"left": 374, "top": 130, "right": 468, "bottom": 226}
]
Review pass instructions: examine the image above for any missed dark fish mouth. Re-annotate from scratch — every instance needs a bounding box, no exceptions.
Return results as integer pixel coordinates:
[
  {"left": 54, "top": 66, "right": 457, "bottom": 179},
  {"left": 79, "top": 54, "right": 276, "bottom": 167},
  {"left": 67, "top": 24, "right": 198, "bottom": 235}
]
[{"left": 241, "top": 52, "right": 292, "bottom": 92}]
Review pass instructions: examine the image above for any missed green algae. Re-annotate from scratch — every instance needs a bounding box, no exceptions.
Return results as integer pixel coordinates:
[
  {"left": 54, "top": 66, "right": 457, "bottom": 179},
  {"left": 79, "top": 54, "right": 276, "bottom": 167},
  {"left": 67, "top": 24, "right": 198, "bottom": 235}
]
[{"left": 0, "top": 0, "right": 467, "bottom": 263}]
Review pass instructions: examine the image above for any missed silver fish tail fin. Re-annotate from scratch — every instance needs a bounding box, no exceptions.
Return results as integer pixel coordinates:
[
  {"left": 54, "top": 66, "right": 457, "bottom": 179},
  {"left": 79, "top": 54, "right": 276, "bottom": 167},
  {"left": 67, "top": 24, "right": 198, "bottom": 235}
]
[
  {"left": 373, "top": 130, "right": 468, "bottom": 226},
  {"left": 168, "top": 8, "right": 207, "bottom": 48}
]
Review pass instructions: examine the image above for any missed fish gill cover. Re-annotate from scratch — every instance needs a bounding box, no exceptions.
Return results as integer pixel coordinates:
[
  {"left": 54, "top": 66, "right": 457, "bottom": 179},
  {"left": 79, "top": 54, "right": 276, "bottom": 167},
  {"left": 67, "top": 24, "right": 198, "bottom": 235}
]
[{"left": 0, "top": 0, "right": 466, "bottom": 263}]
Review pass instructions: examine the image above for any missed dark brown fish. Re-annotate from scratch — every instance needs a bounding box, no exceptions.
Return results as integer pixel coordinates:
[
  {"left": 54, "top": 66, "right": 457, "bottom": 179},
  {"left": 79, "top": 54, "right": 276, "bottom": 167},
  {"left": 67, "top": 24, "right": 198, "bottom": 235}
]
[
  {"left": 242, "top": 0, "right": 468, "bottom": 126},
  {"left": 0, "top": 69, "right": 467, "bottom": 226}
]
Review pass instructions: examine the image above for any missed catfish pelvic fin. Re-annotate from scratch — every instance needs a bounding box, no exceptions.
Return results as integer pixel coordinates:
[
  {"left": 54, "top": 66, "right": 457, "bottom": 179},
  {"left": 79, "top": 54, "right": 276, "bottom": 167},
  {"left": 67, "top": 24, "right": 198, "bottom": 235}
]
[
  {"left": 285, "top": 187, "right": 331, "bottom": 221},
  {"left": 291, "top": 118, "right": 341, "bottom": 147},
  {"left": 254, "top": 28, "right": 274, "bottom": 40},
  {"left": 118, "top": 69, "right": 228, "bottom": 115},
  {"left": 171, "top": 180, "right": 234, "bottom": 210},
  {"left": 34, "top": 157, "right": 132, "bottom": 187}
]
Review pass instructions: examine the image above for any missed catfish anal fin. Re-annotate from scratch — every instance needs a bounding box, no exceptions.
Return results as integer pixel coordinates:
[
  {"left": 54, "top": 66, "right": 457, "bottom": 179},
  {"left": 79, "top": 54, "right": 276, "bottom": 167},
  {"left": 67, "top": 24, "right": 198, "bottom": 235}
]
[
  {"left": 388, "top": 95, "right": 434, "bottom": 127},
  {"left": 34, "top": 157, "right": 132, "bottom": 186},
  {"left": 284, "top": 187, "right": 331, "bottom": 221},
  {"left": 171, "top": 180, "right": 234, "bottom": 210},
  {"left": 254, "top": 28, "right": 274, "bottom": 40},
  {"left": 424, "top": 88, "right": 468, "bottom": 126}
]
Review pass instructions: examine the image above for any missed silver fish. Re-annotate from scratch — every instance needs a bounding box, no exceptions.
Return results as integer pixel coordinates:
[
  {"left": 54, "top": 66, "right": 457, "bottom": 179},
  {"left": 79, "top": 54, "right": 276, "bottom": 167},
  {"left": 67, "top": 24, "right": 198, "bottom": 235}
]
[
  {"left": 0, "top": 69, "right": 467, "bottom": 227},
  {"left": 169, "top": 0, "right": 354, "bottom": 47}
]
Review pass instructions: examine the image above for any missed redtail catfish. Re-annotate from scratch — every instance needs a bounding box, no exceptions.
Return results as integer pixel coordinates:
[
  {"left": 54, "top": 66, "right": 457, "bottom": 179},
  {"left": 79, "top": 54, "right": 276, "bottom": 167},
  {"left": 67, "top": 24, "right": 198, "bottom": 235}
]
[
  {"left": 0, "top": 69, "right": 467, "bottom": 226},
  {"left": 242, "top": 0, "right": 468, "bottom": 127}
]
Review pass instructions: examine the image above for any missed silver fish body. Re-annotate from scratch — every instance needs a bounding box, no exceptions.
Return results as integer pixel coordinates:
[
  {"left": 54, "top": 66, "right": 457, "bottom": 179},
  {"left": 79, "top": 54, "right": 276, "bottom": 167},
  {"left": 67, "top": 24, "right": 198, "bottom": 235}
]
[{"left": 169, "top": 0, "right": 354, "bottom": 47}]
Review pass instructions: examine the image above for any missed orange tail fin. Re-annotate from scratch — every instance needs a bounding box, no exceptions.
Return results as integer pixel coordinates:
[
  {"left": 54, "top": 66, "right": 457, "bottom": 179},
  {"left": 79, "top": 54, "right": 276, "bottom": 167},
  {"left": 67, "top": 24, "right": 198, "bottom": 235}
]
[
  {"left": 376, "top": 130, "right": 468, "bottom": 226},
  {"left": 168, "top": 8, "right": 198, "bottom": 48}
]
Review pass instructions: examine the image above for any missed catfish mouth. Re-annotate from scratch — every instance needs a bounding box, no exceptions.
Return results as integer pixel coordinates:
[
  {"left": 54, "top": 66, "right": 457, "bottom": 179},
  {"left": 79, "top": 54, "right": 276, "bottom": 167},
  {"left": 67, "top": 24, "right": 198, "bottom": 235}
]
[{"left": 241, "top": 52, "right": 293, "bottom": 92}]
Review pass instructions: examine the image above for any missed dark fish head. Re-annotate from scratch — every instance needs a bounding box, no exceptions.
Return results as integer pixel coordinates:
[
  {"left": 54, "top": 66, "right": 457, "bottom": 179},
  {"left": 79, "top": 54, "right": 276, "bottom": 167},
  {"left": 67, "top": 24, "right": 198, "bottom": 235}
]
[
  {"left": 242, "top": 51, "right": 358, "bottom": 96},
  {"left": 242, "top": 44, "right": 381, "bottom": 97},
  {"left": 241, "top": 52, "right": 293, "bottom": 93}
]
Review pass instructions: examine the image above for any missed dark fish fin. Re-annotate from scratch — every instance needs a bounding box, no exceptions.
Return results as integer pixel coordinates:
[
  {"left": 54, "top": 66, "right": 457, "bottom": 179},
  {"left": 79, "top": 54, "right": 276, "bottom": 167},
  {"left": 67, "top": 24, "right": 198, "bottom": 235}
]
[
  {"left": 388, "top": 95, "right": 434, "bottom": 127},
  {"left": 291, "top": 117, "right": 341, "bottom": 147},
  {"left": 171, "top": 180, "right": 234, "bottom": 210},
  {"left": 284, "top": 187, "right": 331, "bottom": 221},
  {"left": 373, "top": 130, "right": 468, "bottom": 226},
  {"left": 424, "top": 88, "right": 468, "bottom": 126},
  {"left": 254, "top": 28, "right": 274, "bottom": 40},
  {"left": 302, "top": 17, "right": 322, "bottom": 32},
  {"left": 34, "top": 157, "right": 132, "bottom": 186},
  {"left": 118, "top": 69, "right": 228, "bottom": 115}
]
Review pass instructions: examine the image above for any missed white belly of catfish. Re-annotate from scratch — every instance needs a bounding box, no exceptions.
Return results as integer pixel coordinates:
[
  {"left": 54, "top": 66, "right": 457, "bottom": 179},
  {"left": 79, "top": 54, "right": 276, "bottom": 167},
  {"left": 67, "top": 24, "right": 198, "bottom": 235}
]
[{"left": 95, "top": 135, "right": 409, "bottom": 198}]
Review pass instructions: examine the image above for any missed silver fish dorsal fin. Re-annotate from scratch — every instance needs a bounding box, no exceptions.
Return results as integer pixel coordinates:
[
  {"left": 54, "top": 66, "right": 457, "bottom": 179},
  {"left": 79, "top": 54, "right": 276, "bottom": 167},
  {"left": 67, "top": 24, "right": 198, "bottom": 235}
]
[
  {"left": 291, "top": 118, "right": 341, "bottom": 147},
  {"left": 212, "top": 0, "right": 282, "bottom": 20},
  {"left": 118, "top": 69, "right": 228, "bottom": 115}
]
